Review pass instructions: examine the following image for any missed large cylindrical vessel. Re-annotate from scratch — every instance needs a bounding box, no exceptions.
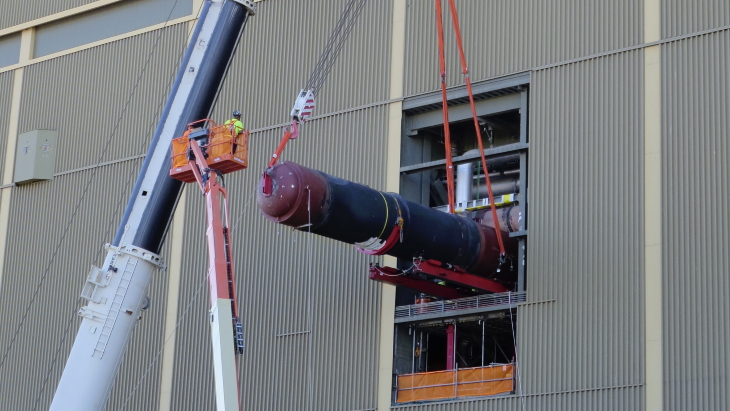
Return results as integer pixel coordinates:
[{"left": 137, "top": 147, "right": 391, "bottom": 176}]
[{"left": 257, "top": 161, "right": 517, "bottom": 276}]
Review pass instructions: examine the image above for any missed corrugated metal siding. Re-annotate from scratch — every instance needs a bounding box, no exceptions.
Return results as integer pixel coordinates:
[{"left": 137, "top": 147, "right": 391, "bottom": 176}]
[
  {"left": 0, "top": 159, "right": 170, "bottom": 410},
  {"left": 515, "top": 51, "right": 644, "bottom": 405},
  {"left": 0, "top": 71, "right": 14, "bottom": 183},
  {"left": 662, "top": 0, "right": 730, "bottom": 38},
  {"left": 210, "top": 0, "right": 391, "bottom": 130},
  {"left": 0, "top": 0, "right": 97, "bottom": 31},
  {"left": 662, "top": 31, "right": 730, "bottom": 411},
  {"left": 18, "top": 23, "right": 187, "bottom": 173},
  {"left": 170, "top": 106, "right": 389, "bottom": 411},
  {"left": 403, "top": 0, "right": 643, "bottom": 97}
]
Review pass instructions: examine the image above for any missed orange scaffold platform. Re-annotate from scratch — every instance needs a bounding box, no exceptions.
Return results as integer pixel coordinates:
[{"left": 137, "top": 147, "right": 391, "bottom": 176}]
[
  {"left": 396, "top": 364, "right": 514, "bottom": 403},
  {"left": 170, "top": 122, "right": 249, "bottom": 183}
]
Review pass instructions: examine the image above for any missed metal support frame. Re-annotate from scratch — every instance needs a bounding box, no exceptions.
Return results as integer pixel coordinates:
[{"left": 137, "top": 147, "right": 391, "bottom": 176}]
[
  {"left": 413, "top": 259, "right": 509, "bottom": 293},
  {"left": 369, "top": 264, "right": 470, "bottom": 300},
  {"left": 446, "top": 323, "right": 455, "bottom": 370}
]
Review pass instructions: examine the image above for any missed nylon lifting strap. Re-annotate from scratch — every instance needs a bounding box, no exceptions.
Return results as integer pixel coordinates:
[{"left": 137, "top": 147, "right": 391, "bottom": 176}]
[
  {"left": 436, "top": 0, "right": 506, "bottom": 256},
  {"left": 435, "top": 0, "right": 456, "bottom": 215}
]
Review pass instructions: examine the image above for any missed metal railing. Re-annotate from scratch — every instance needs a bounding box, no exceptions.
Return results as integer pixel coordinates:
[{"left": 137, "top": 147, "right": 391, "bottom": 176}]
[{"left": 394, "top": 291, "right": 526, "bottom": 319}]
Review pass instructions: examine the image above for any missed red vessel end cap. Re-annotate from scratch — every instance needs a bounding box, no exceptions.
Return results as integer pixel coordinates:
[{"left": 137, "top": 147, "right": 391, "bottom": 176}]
[{"left": 257, "top": 161, "right": 329, "bottom": 228}]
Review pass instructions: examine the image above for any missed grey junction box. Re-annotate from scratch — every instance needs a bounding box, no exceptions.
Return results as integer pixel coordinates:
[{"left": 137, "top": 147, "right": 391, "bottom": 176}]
[{"left": 14, "top": 130, "right": 58, "bottom": 185}]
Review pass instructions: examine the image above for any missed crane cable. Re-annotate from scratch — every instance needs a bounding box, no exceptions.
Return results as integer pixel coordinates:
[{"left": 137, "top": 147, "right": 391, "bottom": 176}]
[
  {"left": 435, "top": 0, "right": 506, "bottom": 257},
  {"left": 305, "top": 0, "right": 368, "bottom": 98},
  {"left": 262, "top": 0, "right": 368, "bottom": 183}
]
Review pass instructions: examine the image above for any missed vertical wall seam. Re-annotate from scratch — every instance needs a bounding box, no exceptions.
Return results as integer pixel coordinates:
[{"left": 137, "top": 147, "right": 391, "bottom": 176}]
[
  {"left": 157, "top": 190, "right": 187, "bottom": 411},
  {"left": 0, "top": 27, "right": 29, "bottom": 292},
  {"left": 644, "top": 0, "right": 662, "bottom": 409}
]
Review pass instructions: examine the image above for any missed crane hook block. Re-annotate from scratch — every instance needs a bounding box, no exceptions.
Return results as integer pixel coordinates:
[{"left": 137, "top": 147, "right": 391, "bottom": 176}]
[{"left": 290, "top": 89, "right": 315, "bottom": 123}]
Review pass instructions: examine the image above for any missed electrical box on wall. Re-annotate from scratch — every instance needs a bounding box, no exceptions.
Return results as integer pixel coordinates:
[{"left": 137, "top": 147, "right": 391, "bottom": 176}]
[{"left": 14, "top": 130, "right": 58, "bottom": 185}]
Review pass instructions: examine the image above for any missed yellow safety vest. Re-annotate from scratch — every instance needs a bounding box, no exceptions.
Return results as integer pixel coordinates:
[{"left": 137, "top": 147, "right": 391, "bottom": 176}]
[{"left": 224, "top": 118, "right": 244, "bottom": 134}]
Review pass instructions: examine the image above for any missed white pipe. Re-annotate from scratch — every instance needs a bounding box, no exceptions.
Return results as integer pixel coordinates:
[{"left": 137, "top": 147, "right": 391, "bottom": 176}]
[{"left": 456, "top": 163, "right": 473, "bottom": 204}]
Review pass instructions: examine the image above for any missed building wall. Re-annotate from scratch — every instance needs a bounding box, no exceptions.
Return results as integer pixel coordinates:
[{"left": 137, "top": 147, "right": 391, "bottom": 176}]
[
  {"left": 662, "top": 0, "right": 730, "bottom": 38},
  {"left": 0, "top": 22, "right": 186, "bottom": 411},
  {"left": 0, "top": 160, "right": 172, "bottom": 410},
  {"left": 17, "top": 24, "right": 188, "bottom": 173},
  {"left": 402, "top": 0, "right": 643, "bottom": 96},
  {"left": 662, "top": 30, "right": 730, "bottom": 411},
  {"left": 32, "top": 0, "right": 192, "bottom": 58}
]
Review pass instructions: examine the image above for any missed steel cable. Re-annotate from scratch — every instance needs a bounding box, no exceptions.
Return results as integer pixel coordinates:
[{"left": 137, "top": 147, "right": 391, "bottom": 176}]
[
  {"left": 310, "top": 0, "right": 368, "bottom": 97},
  {"left": 305, "top": 0, "right": 368, "bottom": 97}
]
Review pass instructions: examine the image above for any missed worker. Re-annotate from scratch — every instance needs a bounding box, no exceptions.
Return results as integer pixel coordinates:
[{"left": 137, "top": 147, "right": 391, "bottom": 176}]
[{"left": 224, "top": 110, "right": 244, "bottom": 135}]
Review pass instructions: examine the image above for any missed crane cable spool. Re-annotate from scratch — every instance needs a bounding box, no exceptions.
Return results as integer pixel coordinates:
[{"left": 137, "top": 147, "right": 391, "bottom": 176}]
[
  {"left": 262, "top": 0, "right": 368, "bottom": 196},
  {"left": 434, "top": 0, "right": 506, "bottom": 258}
]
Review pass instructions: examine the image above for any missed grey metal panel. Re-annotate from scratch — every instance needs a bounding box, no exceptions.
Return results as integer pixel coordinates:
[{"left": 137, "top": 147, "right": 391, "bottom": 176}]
[
  {"left": 0, "top": 33, "right": 21, "bottom": 68},
  {"left": 170, "top": 106, "right": 389, "bottom": 411},
  {"left": 34, "top": 0, "right": 192, "bottom": 58},
  {"left": 662, "top": 31, "right": 730, "bottom": 411},
  {"left": 18, "top": 23, "right": 188, "bottom": 173},
  {"left": 662, "top": 0, "right": 730, "bottom": 38},
  {"left": 0, "top": 159, "right": 170, "bottom": 410},
  {"left": 402, "top": 0, "right": 643, "bottom": 96},
  {"left": 0, "top": 71, "right": 13, "bottom": 183},
  {"left": 209, "top": 0, "right": 391, "bottom": 130},
  {"left": 523, "top": 51, "right": 644, "bottom": 400},
  {"left": 14, "top": 129, "right": 58, "bottom": 184},
  {"left": 0, "top": 0, "right": 96, "bottom": 31}
]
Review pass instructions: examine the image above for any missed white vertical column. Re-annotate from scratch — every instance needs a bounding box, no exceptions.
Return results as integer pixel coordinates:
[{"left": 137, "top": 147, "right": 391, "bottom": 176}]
[
  {"left": 644, "top": 0, "right": 663, "bottom": 409},
  {"left": 0, "top": 28, "right": 34, "bottom": 292},
  {"left": 455, "top": 163, "right": 473, "bottom": 205},
  {"left": 157, "top": 191, "right": 186, "bottom": 411},
  {"left": 377, "top": 1, "right": 406, "bottom": 410}
]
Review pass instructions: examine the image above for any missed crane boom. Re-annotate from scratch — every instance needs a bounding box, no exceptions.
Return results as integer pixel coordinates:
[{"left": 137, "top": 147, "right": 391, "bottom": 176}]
[{"left": 50, "top": 1, "right": 255, "bottom": 409}]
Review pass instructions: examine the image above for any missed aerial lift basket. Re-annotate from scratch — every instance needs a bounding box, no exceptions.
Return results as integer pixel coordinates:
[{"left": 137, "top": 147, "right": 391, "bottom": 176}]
[{"left": 170, "top": 119, "right": 249, "bottom": 183}]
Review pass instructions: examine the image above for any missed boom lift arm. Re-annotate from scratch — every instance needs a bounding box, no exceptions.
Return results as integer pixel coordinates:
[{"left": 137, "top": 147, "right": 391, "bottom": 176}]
[{"left": 177, "top": 120, "right": 247, "bottom": 410}]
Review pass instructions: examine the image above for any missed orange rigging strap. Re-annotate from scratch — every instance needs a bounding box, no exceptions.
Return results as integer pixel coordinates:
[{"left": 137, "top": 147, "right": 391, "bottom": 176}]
[
  {"left": 436, "top": 0, "right": 506, "bottom": 256},
  {"left": 435, "top": 0, "right": 456, "bottom": 215}
]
